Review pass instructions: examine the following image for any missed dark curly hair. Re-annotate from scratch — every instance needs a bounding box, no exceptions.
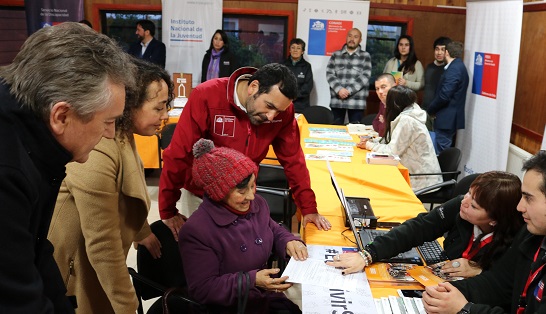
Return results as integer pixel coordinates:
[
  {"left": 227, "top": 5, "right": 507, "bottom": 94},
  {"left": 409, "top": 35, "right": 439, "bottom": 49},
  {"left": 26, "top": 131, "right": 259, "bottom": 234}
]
[{"left": 117, "top": 57, "right": 174, "bottom": 138}]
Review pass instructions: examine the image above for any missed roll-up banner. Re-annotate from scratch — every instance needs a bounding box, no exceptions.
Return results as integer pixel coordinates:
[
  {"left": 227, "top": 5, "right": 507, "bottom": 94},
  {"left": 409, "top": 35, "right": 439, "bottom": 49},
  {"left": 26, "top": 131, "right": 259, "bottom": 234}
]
[
  {"left": 458, "top": 0, "right": 523, "bottom": 174},
  {"left": 25, "top": 0, "right": 84, "bottom": 35}
]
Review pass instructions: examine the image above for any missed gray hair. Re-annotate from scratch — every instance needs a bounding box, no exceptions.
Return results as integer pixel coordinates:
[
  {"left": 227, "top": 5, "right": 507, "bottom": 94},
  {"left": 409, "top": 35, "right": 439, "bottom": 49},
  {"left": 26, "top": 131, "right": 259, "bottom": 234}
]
[{"left": 0, "top": 22, "right": 136, "bottom": 122}]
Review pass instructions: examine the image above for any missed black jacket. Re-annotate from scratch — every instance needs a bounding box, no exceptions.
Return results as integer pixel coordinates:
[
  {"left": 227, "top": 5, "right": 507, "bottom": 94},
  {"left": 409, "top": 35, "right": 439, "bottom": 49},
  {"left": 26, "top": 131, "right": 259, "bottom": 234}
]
[
  {"left": 0, "top": 83, "right": 74, "bottom": 313},
  {"left": 283, "top": 57, "right": 314, "bottom": 113},
  {"left": 128, "top": 37, "right": 167, "bottom": 68},
  {"left": 369, "top": 196, "right": 496, "bottom": 268},
  {"left": 200, "top": 50, "right": 239, "bottom": 83},
  {"left": 452, "top": 227, "right": 545, "bottom": 314}
]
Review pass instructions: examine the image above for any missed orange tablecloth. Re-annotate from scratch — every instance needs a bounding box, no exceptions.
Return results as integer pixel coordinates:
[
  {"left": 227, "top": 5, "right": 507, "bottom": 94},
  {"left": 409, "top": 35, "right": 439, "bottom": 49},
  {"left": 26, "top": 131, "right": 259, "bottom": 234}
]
[
  {"left": 300, "top": 124, "right": 425, "bottom": 246},
  {"left": 299, "top": 123, "right": 426, "bottom": 298},
  {"left": 135, "top": 114, "right": 180, "bottom": 169}
]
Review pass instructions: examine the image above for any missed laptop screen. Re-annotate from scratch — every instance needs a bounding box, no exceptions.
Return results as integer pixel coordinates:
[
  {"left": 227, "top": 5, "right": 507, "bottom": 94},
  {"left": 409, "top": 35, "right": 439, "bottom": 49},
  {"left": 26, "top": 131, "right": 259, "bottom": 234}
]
[{"left": 326, "top": 161, "right": 365, "bottom": 251}]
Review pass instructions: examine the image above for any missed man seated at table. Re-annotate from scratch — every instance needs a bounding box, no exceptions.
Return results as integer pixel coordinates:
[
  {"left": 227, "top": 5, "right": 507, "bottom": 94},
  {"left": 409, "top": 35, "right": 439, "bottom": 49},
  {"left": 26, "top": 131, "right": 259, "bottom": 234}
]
[
  {"left": 372, "top": 73, "right": 397, "bottom": 137},
  {"left": 422, "top": 151, "right": 546, "bottom": 314},
  {"left": 159, "top": 63, "right": 332, "bottom": 241}
]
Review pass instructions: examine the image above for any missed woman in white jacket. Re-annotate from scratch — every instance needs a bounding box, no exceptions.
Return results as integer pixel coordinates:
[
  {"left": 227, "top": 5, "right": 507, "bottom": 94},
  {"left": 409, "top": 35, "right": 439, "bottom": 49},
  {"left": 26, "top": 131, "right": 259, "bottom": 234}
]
[{"left": 359, "top": 85, "right": 442, "bottom": 191}]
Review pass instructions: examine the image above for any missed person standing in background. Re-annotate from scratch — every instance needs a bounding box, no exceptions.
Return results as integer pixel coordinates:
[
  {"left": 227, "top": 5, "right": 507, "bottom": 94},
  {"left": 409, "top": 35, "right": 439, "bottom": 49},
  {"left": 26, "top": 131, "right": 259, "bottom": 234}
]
[
  {"left": 283, "top": 38, "right": 313, "bottom": 113},
  {"left": 427, "top": 41, "right": 469, "bottom": 154},
  {"left": 422, "top": 37, "right": 452, "bottom": 131},
  {"left": 383, "top": 35, "right": 424, "bottom": 92},
  {"left": 326, "top": 28, "right": 372, "bottom": 125},
  {"left": 128, "top": 19, "right": 166, "bottom": 68},
  {"left": 201, "top": 29, "right": 239, "bottom": 83},
  {"left": 0, "top": 22, "right": 135, "bottom": 313}
]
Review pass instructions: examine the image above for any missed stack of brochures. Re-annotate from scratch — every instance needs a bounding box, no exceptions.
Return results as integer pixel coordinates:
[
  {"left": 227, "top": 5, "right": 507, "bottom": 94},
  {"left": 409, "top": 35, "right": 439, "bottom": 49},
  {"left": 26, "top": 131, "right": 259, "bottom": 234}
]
[
  {"left": 375, "top": 295, "right": 425, "bottom": 314},
  {"left": 366, "top": 152, "right": 400, "bottom": 166},
  {"left": 365, "top": 263, "right": 423, "bottom": 289},
  {"left": 346, "top": 123, "right": 378, "bottom": 136}
]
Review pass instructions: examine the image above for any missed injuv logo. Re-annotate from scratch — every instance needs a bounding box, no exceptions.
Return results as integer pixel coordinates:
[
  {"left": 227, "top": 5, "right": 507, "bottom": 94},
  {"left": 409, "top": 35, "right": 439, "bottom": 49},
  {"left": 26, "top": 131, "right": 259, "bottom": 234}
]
[{"left": 311, "top": 20, "right": 325, "bottom": 31}]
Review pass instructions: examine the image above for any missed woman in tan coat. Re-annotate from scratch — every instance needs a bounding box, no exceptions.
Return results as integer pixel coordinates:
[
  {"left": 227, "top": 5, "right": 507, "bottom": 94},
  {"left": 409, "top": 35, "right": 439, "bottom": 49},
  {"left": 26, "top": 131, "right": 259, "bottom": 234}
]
[{"left": 48, "top": 58, "right": 174, "bottom": 313}]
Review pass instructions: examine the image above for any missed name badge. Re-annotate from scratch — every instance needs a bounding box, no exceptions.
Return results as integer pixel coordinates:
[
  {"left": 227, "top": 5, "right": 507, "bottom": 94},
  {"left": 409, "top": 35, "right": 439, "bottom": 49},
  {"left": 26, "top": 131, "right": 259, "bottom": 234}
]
[
  {"left": 223, "top": 61, "right": 230, "bottom": 65},
  {"left": 213, "top": 115, "right": 236, "bottom": 137},
  {"left": 535, "top": 280, "right": 544, "bottom": 302}
]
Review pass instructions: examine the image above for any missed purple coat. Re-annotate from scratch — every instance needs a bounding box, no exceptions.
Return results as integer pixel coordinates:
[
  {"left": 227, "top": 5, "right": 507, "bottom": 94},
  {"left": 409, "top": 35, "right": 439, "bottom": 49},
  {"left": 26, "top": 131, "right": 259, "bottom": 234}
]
[{"left": 179, "top": 194, "right": 301, "bottom": 311}]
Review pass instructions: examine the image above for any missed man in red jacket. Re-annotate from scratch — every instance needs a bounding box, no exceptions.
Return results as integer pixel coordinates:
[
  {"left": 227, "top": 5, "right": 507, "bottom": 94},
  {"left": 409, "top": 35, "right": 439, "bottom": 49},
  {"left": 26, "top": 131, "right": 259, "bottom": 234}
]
[{"left": 159, "top": 63, "right": 331, "bottom": 240}]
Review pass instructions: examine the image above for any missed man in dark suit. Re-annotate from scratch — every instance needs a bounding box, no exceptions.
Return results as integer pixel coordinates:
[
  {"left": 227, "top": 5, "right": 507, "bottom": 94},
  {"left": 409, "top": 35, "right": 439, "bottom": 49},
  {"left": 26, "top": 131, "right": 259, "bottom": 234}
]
[
  {"left": 427, "top": 41, "right": 469, "bottom": 154},
  {"left": 128, "top": 19, "right": 166, "bottom": 68}
]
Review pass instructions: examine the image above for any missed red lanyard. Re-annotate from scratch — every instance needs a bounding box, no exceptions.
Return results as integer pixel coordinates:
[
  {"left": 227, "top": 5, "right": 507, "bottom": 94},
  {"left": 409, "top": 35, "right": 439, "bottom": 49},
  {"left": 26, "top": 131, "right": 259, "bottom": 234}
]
[
  {"left": 517, "top": 246, "right": 545, "bottom": 314},
  {"left": 462, "top": 234, "right": 493, "bottom": 260}
]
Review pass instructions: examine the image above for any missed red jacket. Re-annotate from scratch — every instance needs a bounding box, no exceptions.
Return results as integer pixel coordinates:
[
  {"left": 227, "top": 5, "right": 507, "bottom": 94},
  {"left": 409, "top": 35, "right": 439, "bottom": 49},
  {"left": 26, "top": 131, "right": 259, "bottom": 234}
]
[{"left": 159, "top": 67, "right": 317, "bottom": 219}]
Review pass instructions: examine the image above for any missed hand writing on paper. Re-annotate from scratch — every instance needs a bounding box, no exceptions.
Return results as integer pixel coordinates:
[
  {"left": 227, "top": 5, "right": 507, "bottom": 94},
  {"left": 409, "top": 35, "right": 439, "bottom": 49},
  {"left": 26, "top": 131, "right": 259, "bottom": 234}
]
[
  {"left": 303, "top": 213, "right": 331, "bottom": 231},
  {"left": 357, "top": 136, "right": 370, "bottom": 149}
]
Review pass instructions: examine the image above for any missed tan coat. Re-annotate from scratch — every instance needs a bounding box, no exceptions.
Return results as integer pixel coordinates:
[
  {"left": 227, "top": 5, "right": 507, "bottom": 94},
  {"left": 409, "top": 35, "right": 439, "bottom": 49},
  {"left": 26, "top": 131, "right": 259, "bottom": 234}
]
[{"left": 48, "top": 136, "right": 151, "bottom": 314}]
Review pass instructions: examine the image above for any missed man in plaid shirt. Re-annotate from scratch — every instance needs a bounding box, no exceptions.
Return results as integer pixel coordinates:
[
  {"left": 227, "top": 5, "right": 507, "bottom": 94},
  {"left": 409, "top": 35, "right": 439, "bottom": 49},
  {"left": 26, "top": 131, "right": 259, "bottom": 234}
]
[{"left": 326, "top": 28, "right": 372, "bottom": 125}]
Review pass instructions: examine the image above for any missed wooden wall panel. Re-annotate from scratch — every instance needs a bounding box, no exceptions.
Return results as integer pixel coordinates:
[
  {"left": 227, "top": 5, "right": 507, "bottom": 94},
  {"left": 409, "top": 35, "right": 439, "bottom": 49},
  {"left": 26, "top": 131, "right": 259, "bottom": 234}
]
[
  {"left": 512, "top": 10, "right": 546, "bottom": 154},
  {"left": 4, "top": 0, "right": 542, "bottom": 152},
  {"left": 370, "top": 7, "right": 465, "bottom": 69}
]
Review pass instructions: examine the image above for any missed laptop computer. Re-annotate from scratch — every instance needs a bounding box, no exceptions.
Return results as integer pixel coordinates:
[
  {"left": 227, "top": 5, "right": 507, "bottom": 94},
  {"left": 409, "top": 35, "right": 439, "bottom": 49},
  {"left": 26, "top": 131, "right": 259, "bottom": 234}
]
[
  {"left": 326, "top": 161, "right": 377, "bottom": 228},
  {"left": 326, "top": 161, "right": 423, "bottom": 265}
]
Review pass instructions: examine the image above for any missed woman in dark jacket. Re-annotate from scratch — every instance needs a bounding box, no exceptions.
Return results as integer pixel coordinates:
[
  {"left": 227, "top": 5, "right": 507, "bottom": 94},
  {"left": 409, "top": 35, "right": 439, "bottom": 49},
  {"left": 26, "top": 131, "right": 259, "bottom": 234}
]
[
  {"left": 201, "top": 29, "right": 238, "bottom": 83},
  {"left": 327, "top": 171, "right": 523, "bottom": 278},
  {"left": 283, "top": 38, "right": 313, "bottom": 113}
]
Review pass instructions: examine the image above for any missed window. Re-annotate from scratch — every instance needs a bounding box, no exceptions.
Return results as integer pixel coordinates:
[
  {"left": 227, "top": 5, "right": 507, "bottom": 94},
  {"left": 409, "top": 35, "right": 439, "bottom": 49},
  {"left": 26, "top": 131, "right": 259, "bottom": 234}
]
[
  {"left": 99, "top": 9, "right": 291, "bottom": 68},
  {"left": 100, "top": 12, "right": 162, "bottom": 51},
  {"left": 223, "top": 14, "right": 288, "bottom": 68},
  {"left": 366, "top": 21, "right": 407, "bottom": 87}
]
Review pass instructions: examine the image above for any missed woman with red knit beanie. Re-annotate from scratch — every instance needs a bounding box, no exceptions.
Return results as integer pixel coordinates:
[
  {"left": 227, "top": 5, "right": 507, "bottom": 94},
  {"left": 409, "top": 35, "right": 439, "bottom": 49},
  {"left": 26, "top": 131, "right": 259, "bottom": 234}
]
[{"left": 179, "top": 138, "right": 306, "bottom": 313}]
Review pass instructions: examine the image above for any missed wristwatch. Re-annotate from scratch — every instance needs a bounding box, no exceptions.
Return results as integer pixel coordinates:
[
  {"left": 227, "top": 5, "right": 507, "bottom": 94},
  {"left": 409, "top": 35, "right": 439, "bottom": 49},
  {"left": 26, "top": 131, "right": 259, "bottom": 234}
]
[{"left": 457, "top": 302, "right": 473, "bottom": 314}]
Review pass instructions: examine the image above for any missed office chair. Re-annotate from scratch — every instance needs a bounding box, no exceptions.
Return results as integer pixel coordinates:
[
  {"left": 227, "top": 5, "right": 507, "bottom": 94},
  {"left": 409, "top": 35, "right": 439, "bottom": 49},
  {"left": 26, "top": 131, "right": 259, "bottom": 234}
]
[
  {"left": 415, "top": 173, "right": 481, "bottom": 211},
  {"left": 128, "top": 221, "right": 205, "bottom": 314},
  {"left": 256, "top": 186, "right": 296, "bottom": 231},
  {"left": 452, "top": 173, "right": 481, "bottom": 196},
  {"left": 257, "top": 164, "right": 289, "bottom": 189},
  {"left": 360, "top": 113, "right": 376, "bottom": 125},
  {"left": 301, "top": 106, "right": 334, "bottom": 124},
  {"left": 411, "top": 147, "right": 462, "bottom": 210},
  {"left": 156, "top": 123, "right": 177, "bottom": 169}
]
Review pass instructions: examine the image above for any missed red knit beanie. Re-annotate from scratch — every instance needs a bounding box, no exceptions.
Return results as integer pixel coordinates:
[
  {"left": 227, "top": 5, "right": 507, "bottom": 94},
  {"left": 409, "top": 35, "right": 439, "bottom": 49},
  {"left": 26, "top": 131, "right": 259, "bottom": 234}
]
[{"left": 192, "top": 138, "right": 258, "bottom": 201}]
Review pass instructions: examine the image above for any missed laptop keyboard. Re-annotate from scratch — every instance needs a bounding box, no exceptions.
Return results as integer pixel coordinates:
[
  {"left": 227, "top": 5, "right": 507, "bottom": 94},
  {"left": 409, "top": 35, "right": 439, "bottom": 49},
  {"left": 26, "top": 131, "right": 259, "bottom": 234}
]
[{"left": 417, "top": 241, "right": 449, "bottom": 265}]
